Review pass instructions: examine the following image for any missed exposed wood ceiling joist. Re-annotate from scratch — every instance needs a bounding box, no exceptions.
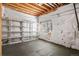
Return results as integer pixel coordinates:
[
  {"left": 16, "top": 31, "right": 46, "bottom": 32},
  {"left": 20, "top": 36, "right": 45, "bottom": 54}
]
[
  {"left": 3, "top": 3, "right": 66, "bottom": 16},
  {"left": 14, "top": 3, "right": 44, "bottom": 14},
  {"left": 3, "top": 3, "right": 37, "bottom": 16},
  {"left": 22, "top": 3, "right": 46, "bottom": 13}
]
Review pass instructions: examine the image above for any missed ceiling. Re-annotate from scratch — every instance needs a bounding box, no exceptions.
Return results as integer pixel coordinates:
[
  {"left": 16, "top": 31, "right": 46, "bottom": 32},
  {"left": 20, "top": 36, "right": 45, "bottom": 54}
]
[{"left": 3, "top": 3, "right": 66, "bottom": 16}]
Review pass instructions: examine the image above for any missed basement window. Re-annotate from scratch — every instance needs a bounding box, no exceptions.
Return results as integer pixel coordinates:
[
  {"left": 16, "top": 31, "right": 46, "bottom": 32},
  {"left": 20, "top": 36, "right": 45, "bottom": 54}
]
[{"left": 41, "top": 20, "right": 52, "bottom": 33}]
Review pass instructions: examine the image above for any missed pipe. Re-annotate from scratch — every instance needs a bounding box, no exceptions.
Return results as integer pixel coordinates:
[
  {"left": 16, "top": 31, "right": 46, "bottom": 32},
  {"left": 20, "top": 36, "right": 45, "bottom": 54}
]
[{"left": 73, "top": 3, "right": 79, "bottom": 31}]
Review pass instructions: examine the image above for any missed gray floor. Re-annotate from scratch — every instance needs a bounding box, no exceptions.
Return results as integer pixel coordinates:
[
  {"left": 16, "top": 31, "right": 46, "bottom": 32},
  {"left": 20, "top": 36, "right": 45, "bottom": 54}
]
[{"left": 2, "top": 39, "right": 79, "bottom": 56}]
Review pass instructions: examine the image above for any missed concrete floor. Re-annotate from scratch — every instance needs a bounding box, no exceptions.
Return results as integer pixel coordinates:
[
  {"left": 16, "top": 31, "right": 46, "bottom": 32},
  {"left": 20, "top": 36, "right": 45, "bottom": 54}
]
[{"left": 2, "top": 39, "right": 79, "bottom": 56}]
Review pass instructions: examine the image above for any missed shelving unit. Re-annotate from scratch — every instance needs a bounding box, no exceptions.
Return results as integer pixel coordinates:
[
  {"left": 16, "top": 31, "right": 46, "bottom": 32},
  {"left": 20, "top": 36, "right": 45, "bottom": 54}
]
[{"left": 2, "top": 17, "right": 38, "bottom": 45}]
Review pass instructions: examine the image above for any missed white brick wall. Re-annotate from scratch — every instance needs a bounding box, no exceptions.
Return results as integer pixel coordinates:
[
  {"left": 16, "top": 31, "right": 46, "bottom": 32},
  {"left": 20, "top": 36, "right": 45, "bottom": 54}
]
[
  {"left": 39, "top": 4, "right": 79, "bottom": 50},
  {"left": 2, "top": 6, "right": 37, "bottom": 44}
]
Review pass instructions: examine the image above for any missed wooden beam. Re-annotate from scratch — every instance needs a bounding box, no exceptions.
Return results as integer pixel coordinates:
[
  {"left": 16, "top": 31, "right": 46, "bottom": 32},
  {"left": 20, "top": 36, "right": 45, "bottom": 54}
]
[
  {"left": 3, "top": 3, "right": 64, "bottom": 16},
  {"left": 38, "top": 3, "right": 63, "bottom": 16},
  {"left": 25, "top": 3, "right": 51, "bottom": 15},
  {"left": 44, "top": 3, "right": 54, "bottom": 10},
  {"left": 29, "top": 3, "right": 49, "bottom": 12},
  {"left": 42, "top": 4, "right": 51, "bottom": 10},
  {"left": 21, "top": 3, "right": 46, "bottom": 13},
  {"left": 47, "top": 3, "right": 56, "bottom": 9},
  {"left": 0, "top": 3, "right": 2, "bottom": 56},
  {"left": 7, "top": 3, "right": 38, "bottom": 14},
  {"left": 52, "top": 3, "right": 60, "bottom": 8},
  {"left": 14, "top": 3, "right": 43, "bottom": 15},
  {"left": 3, "top": 4, "right": 37, "bottom": 16},
  {"left": 55, "top": 3, "right": 61, "bottom": 7},
  {"left": 51, "top": 3, "right": 57, "bottom": 8},
  {"left": 8, "top": 3, "right": 45, "bottom": 16}
]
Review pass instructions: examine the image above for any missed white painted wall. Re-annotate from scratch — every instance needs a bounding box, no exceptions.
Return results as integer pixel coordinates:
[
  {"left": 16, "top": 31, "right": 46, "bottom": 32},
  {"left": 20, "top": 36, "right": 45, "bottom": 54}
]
[{"left": 39, "top": 4, "right": 79, "bottom": 50}]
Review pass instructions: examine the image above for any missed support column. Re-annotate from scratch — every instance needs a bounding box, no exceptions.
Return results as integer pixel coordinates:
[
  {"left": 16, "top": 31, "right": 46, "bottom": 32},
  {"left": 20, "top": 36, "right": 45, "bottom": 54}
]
[
  {"left": 0, "top": 3, "right": 2, "bottom": 56},
  {"left": 73, "top": 3, "right": 79, "bottom": 31}
]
